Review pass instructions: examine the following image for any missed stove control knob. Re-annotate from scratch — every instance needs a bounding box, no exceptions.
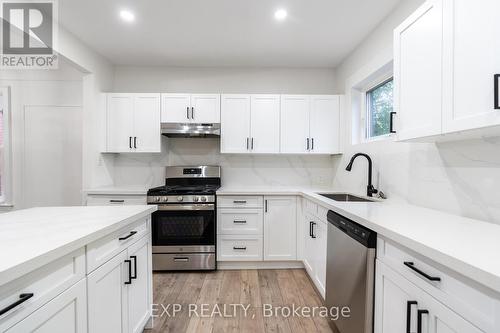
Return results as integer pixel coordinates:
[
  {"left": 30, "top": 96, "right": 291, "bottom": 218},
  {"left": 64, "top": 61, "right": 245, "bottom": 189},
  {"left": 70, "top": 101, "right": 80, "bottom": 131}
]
[
  {"left": 193, "top": 197, "right": 199, "bottom": 202},
  {"left": 162, "top": 196, "right": 168, "bottom": 202},
  {"left": 155, "top": 197, "right": 161, "bottom": 202},
  {"left": 201, "top": 197, "right": 207, "bottom": 202},
  {"left": 177, "top": 196, "right": 184, "bottom": 202}
]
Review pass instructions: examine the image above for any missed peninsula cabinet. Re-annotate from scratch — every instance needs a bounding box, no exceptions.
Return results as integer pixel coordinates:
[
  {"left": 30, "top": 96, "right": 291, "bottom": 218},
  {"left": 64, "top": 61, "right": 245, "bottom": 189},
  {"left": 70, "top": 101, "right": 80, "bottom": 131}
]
[
  {"left": 161, "top": 93, "right": 220, "bottom": 124},
  {"left": 105, "top": 93, "right": 161, "bottom": 153},
  {"left": 394, "top": 0, "right": 500, "bottom": 141},
  {"left": 220, "top": 94, "right": 281, "bottom": 154},
  {"left": 280, "top": 95, "right": 340, "bottom": 154}
]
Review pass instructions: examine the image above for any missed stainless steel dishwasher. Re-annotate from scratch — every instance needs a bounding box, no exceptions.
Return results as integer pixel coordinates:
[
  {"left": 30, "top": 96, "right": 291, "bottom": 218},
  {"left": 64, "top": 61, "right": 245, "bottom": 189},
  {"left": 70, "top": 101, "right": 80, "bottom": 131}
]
[{"left": 326, "top": 210, "right": 377, "bottom": 333}]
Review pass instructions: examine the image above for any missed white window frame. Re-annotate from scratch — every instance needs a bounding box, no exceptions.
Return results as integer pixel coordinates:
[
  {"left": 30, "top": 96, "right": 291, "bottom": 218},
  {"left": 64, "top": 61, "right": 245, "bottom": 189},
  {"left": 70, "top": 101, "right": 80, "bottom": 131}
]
[
  {"left": 361, "top": 74, "right": 394, "bottom": 142},
  {"left": 0, "top": 87, "right": 13, "bottom": 206}
]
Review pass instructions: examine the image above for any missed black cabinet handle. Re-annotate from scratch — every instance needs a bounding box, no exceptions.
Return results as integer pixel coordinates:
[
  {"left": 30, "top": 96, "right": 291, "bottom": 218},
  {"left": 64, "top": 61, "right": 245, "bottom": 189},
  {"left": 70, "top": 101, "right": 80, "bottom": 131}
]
[
  {"left": 233, "top": 220, "right": 247, "bottom": 224},
  {"left": 311, "top": 138, "right": 314, "bottom": 151},
  {"left": 265, "top": 199, "right": 268, "bottom": 213},
  {"left": 133, "top": 137, "right": 137, "bottom": 149},
  {"left": 309, "top": 221, "right": 313, "bottom": 237},
  {"left": 119, "top": 231, "right": 137, "bottom": 241},
  {"left": 246, "top": 138, "right": 249, "bottom": 150},
  {"left": 306, "top": 138, "right": 310, "bottom": 150},
  {"left": 124, "top": 259, "right": 132, "bottom": 285},
  {"left": 495, "top": 74, "right": 500, "bottom": 109},
  {"left": 233, "top": 246, "right": 247, "bottom": 250},
  {"left": 417, "top": 309, "right": 429, "bottom": 333},
  {"left": 130, "top": 255, "right": 137, "bottom": 280},
  {"left": 311, "top": 222, "right": 317, "bottom": 238},
  {"left": 404, "top": 262, "right": 441, "bottom": 282},
  {"left": 0, "top": 293, "right": 34, "bottom": 316},
  {"left": 129, "top": 136, "right": 132, "bottom": 149},
  {"left": 191, "top": 107, "right": 195, "bottom": 119},
  {"left": 390, "top": 112, "right": 397, "bottom": 133},
  {"left": 251, "top": 137, "right": 254, "bottom": 150},
  {"left": 186, "top": 106, "right": 190, "bottom": 119},
  {"left": 233, "top": 200, "right": 247, "bottom": 204},
  {"left": 407, "top": 301, "right": 417, "bottom": 333},
  {"left": 109, "top": 199, "right": 125, "bottom": 203}
]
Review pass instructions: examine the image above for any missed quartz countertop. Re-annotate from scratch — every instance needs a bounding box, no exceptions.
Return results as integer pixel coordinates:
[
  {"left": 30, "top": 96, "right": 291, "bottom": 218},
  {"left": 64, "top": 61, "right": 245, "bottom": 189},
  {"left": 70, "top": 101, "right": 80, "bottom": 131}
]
[
  {"left": 217, "top": 187, "right": 500, "bottom": 295},
  {"left": 83, "top": 186, "right": 150, "bottom": 195},
  {"left": 0, "top": 205, "right": 157, "bottom": 286}
]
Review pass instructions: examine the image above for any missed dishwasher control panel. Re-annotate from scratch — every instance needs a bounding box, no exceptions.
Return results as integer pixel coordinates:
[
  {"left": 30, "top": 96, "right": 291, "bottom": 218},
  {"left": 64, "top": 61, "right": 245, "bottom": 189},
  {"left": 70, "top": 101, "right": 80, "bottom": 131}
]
[{"left": 327, "top": 210, "right": 376, "bottom": 247}]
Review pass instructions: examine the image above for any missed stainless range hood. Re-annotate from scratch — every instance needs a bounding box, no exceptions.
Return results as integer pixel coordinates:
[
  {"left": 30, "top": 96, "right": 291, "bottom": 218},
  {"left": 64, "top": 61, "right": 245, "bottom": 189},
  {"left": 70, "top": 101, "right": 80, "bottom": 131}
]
[{"left": 161, "top": 123, "right": 221, "bottom": 138}]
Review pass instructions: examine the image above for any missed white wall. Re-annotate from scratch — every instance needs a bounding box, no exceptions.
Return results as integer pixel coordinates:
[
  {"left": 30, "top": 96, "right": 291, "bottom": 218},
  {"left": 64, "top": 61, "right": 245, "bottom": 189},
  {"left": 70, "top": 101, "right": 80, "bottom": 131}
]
[
  {"left": 332, "top": 0, "right": 500, "bottom": 224},
  {"left": 111, "top": 66, "right": 337, "bottom": 189}
]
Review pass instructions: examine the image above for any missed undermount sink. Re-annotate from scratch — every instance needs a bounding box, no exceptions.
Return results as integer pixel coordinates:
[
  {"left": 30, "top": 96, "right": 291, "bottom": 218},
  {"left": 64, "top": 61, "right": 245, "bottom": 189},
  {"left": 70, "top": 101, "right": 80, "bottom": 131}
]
[{"left": 318, "top": 193, "right": 375, "bottom": 202}]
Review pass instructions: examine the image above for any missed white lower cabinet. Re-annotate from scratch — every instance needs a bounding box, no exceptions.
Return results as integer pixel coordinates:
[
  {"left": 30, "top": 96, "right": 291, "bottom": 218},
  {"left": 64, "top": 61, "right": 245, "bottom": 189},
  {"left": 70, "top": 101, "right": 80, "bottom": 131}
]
[
  {"left": 88, "top": 235, "right": 152, "bottom": 333},
  {"left": 375, "top": 260, "right": 483, "bottom": 333},
  {"left": 303, "top": 211, "right": 327, "bottom": 298},
  {"left": 6, "top": 278, "right": 87, "bottom": 333},
  {"left": 263, "top": 196, "right": 297, "bottom": 261}
]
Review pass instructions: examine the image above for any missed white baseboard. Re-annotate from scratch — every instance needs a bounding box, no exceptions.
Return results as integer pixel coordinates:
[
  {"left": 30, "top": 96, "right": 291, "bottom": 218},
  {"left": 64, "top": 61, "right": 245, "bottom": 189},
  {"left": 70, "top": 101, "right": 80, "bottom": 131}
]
[{"left": 217, "top": 261, "right": 304, "bottom": 270}]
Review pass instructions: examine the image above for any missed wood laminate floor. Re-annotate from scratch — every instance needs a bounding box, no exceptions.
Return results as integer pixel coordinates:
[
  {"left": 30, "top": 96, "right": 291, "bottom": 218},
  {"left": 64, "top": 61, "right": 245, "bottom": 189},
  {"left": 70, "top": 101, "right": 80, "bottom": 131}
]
[{"left": 145, "top": 269, "right": 333, "bottom": 333}]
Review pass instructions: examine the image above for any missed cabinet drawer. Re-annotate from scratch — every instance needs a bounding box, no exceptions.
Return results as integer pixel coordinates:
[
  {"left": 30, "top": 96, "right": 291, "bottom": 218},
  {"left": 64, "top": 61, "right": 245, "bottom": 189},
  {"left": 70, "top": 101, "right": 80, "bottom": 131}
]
[
  {"left": 217, "top": 209, "right": 263, "bottom": 235},
  {"left": 217, "top": 196, "right": 263, "bottom": 208},
  {"left": 86, "top": 194, "right": 146, "bottom": 206},
  {"left": 377, "top": 237, "right": 500, "bottom": 332},
  {"left": 87, "top": 218, "right": 149, "bottom": 273},
  {"left": 0, "top": 248, "right": 85, "bottom": 331},
  {"left": 217, "top": 235, "right": 263, "bottom": 261}
]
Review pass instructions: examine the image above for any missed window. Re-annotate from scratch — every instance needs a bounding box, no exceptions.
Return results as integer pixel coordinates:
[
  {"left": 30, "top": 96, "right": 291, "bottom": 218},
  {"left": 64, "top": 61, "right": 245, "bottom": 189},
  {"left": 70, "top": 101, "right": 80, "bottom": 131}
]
[{"left": 365, "top": 77, "right": 393, "bottom": 139}]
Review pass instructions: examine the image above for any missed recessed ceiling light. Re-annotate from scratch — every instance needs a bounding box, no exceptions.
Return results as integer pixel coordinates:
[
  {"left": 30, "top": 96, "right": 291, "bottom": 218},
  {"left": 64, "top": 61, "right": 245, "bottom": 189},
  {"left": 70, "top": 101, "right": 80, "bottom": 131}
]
[
  {"left": 274, "top": 9, "right": 287, "bottom": 21},
  {"left": 120, "top": 9, "right": 135, "bottom": 23}
]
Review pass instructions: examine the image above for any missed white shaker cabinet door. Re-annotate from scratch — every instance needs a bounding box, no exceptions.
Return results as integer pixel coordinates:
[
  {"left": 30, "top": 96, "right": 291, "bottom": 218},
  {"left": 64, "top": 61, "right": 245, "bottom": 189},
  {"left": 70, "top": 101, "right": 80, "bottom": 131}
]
[
  {"left": 442, "top": 0, "right": 500, "bottom": 133},
  {"left": 310, "top": 95, "right": 340, "bottom": 154},
  {"left": 133, "top": 94, "right": 161, "bottom": 153},
  {"left": 191, "top": 94, "right": 220, "bottom": 123},
  {"left": 161, "top": 93, "right": 191, "bottom": 123},
  {"left": 312, "top": 220, "right": 327, "bottom": 298},
  {"left": 303, "top": 213, "right": 316, "bottom": 279},
  {"left": 127, "top": 236, "right": 152, "bottom": 333},
  {"left": 107, "top": 94, "right": 134, "bottom": 152},
  {"left": 5, "top": 279, "right": 87, "bottom": 333},
  {"left": 263, "top": 196, "right": 297, "bottom": 261},
  {"left": 280, "top": 95, "right": 310, "bottom": 153},
  {"left": 87, "top": 251, "right": 128, "bottom": 333},
  {"left": 250, "top": 94, "right": 281, "bottom": 153},
  {"left": 394, "top": 0, "right": 443, "bottom": 141},
  {"left": 220, "top": 94, "right": 251, "bottom": 153}
]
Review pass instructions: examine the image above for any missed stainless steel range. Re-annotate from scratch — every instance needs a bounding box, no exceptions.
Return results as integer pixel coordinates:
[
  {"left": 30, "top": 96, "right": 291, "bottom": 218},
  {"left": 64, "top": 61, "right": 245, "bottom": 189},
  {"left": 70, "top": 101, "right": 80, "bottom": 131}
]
[{"left": 147, "top": 166, "right": 220, "bottom": 271}]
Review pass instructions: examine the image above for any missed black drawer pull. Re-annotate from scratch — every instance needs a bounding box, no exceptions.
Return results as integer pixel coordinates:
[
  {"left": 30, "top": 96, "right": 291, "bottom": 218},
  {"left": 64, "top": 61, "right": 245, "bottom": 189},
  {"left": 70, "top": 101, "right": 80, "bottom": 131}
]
[
  {"left": 119, "top": 231, "right": 137, "bottom": 241},
  {"left": 495, "top": 74, "right": 500, "bottom": 109},
  {"left": 407, "top": 301, "right": 417, "bottom": 333},
  {"left": 130, "top": 255, "right": 137, "bottom": 279},
  {"left": 0, "top": 293, "right": 34, "bottom": 316},
  {"left": 233, "top": 220, "right": 247, "bottom": 224},
  {"left": 233, "top": 246, "right": 247, "bottom": 250},
  {"left": 124, "top": 259, "right": 132, "bottom": 285},
  {"left": 233, "top": 200, "right": 247, "bottom": 204},
  {"left": 109, "top": 199, "right": 125, "bottom": 203},
  {"left": 404, "top": 262, "right": 441, "bottom": 282},
  {"left": 417, "top": 309, "right": 429, "bottom": 333}
]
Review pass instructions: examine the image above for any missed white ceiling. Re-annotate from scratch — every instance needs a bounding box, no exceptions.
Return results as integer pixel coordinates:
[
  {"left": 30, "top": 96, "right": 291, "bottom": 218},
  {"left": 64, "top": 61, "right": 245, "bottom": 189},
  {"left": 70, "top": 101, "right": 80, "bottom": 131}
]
[{"left": 59, "top": 0, "right": 401, "bottom": 68}]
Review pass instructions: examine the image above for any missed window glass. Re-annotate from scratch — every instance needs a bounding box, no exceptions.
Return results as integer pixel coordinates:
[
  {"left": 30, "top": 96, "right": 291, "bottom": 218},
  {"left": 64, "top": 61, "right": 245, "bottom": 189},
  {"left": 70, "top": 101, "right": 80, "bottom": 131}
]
[{"left": 366, "top": 78, "right": 393, "bottom": 138}]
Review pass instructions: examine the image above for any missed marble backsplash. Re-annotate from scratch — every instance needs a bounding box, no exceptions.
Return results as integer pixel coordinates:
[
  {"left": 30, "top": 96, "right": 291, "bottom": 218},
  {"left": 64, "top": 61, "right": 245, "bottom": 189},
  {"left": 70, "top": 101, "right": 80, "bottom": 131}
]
[{"left": 112, "top": 138, "right": 336, "bottom": 189}]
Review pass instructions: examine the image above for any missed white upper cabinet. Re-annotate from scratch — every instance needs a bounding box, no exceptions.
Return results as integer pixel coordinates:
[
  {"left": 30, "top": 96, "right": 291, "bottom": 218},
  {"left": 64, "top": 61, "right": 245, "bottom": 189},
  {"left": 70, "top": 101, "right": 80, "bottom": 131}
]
[
  {"left": 394, "top": 0, "right": 443, "bottom": 141},
  {"left": 106, "top": 93, "right": 161, "bottom": 153},
  {"left": 280, "top": 95, "right": 311, "bottom": 153},
  {"left": 160, "top": 94, "right": 191, "bottom": 123},
  {"left": 442, "top": 0, "right": 500, "bottom": 133},
  {"left": 220, "top": 94, "right": 251, "bottom": 153},
  {"left": 190, "top": 94, "right": 221, "bottom": 123},
  {"left": 310, "top": 95, "right": 341, "bottom": 154},
  {"left": 250, "top": 95, "right": 280, "bottom": 153},
  {"left": 161, "top": 93, "right": 220, "bottom": 124},
  {"left": 281, "top": 95, "right": 341, "bottom": 154},
  {"left": 395, "top": 0, "right": 500, "bottom": 141}
]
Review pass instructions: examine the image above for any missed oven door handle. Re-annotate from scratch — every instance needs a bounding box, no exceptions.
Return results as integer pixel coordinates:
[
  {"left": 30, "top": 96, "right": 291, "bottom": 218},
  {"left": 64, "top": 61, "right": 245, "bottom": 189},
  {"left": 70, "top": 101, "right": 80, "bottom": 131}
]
[{"left": 156, "top": 204, "right": 215, "bottom": 211}]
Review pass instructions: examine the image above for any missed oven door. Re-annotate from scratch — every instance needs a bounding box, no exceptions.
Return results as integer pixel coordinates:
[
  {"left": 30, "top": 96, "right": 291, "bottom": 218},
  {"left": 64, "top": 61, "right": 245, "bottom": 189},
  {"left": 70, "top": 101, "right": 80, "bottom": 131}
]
[{"left": 151, "top": 204, "right": 215, "bottom": 253}]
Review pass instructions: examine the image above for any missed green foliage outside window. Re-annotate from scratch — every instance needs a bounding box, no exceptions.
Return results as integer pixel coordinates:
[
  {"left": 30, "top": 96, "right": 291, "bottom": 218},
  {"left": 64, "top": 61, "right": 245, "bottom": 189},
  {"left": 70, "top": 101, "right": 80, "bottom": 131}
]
[{"left": 367, "top": 78, "right": 393, "bottom": 138}]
